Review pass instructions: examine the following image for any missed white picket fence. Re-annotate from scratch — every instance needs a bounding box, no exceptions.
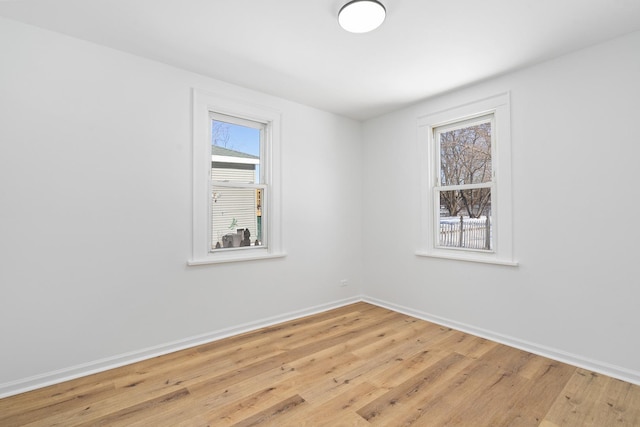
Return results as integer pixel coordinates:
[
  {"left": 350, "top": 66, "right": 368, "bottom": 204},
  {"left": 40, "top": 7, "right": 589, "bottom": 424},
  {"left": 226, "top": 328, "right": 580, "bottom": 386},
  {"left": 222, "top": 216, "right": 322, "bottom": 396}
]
[{"left": 440, "top": 216, "right": 491, "bottom": 250}]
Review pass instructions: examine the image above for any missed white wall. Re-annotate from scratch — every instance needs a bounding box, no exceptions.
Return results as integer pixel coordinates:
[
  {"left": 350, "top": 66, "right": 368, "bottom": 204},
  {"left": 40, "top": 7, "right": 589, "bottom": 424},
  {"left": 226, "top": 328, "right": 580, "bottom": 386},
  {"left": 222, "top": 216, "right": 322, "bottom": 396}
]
[
  {"left": 0, "top": 17, "right": 363, "bottom": 395},
  {"left": 362, "top": 31, "right": 640, "bottom": 382}
]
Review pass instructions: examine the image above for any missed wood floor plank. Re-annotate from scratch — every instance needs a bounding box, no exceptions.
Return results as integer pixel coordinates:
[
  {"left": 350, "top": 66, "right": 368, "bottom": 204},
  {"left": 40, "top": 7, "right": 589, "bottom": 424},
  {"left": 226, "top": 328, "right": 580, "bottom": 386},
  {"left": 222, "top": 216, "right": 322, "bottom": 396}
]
[
  {"left": 299, "top": 381, "right": 384, "bottom": 426},
  {"left": 440, "top": 353, "right": 573, "bottom": 426},
  {"left": 445, "top": 369, "right": 532, "bottom": 426},
  {"left": 428, "top": 345, "right": 550, "bottom": 425},
  {"left": 542, "top": 368, "right": 640, "bottom": 427},
  {"left": 320, "top": 328, "right": 457, "bottom": 405},
  {"left": 589, "top": 376, "right": 637, "bottom": 426},
  {"left": 367, "top": 347, "right": 445, "bottom": 390},
  {"left": 18, "top": 381, "right": 188, "bottom": 427},
  {"left": 403, "top": 355, "right": 520, "bottom": 426},
  {"left": 280, "top": 308, "right": 401, "bottom": 352},
  {"left": 171, "top": 359, "right": 299, "bottom": 425},
  {"left": 2, "top": 302, "right": 640, "bottom": 427},
  {"left": 542, "top": 368, "right": 608, "bottom": 425},
  {"left": 0, "top": 382, "right": 117, "bottom": 427},
  {"left": 198, "top": 385, "right": 293, "bottom": 426},
  {"left": 619, "top": 377, "right": 640, "bottom": 425},
  {"left": 433, "top": 330, "right": 498, "bottom": 359},
  {"left": 75, "top": 388, "right": 191, "bottom": 427},
  {"left": 484, "top": 359, "right": 575, "bottom": 426},
  {"left": 230, "top": 394, "right": 307, "bottom": 427},
  {"left": 356, "top": 351, "right": 471, "bottom": 424},
  {"left": 273, "top": 347, "right": 364, "bottom": 406},
  {"left": 350, "top": 317, "right": 448, "bottom": 360}
]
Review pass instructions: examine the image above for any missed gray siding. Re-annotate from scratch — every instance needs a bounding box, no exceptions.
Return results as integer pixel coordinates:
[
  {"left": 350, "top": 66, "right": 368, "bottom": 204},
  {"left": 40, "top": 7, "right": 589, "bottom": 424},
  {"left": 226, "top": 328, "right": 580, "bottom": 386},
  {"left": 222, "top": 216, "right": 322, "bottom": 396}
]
[
  {"left": 212, "top": 167, "right": 254, "bottom": 183},
  {"left": 211, "top": 187, "right": 258, "bottom": 248},
  {"left": 211, "top": 166, "right": 259, "bottom": 249}
]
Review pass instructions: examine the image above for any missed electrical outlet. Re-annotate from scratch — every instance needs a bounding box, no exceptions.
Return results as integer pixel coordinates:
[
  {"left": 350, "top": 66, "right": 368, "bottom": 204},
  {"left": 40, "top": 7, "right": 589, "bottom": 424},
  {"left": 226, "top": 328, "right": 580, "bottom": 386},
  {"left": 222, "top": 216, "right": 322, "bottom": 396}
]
[{"left": 339, "top": 279, "right": 349, "bottom": 287}]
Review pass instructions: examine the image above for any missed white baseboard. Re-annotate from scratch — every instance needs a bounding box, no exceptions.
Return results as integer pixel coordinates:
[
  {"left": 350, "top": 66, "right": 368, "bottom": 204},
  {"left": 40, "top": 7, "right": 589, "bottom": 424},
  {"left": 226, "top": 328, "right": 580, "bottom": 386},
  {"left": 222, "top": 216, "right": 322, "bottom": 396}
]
[
  {"left": 0, "top": 295, "right": 364, "bottom": 399},
  {"left": 363, "top": 296, "right": 640, "bottom": 386},
  {"left": 3, "top": 293, "right": 638, "bottom": 399}
]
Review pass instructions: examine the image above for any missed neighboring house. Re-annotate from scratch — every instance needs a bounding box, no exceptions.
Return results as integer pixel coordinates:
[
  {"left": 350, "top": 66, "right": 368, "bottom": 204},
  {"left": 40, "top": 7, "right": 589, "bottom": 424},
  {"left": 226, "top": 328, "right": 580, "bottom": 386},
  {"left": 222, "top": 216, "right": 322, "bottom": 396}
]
[{"left": 211, "top": 145, "right": 261, "bottom": 249}]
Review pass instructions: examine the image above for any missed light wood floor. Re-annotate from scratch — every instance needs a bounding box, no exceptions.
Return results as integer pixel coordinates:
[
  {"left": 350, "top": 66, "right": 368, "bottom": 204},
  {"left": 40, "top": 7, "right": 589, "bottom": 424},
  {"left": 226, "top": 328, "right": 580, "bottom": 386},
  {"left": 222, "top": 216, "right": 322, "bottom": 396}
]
[{"left": 1, "top": 302, "right": 639, "bottom": 426}]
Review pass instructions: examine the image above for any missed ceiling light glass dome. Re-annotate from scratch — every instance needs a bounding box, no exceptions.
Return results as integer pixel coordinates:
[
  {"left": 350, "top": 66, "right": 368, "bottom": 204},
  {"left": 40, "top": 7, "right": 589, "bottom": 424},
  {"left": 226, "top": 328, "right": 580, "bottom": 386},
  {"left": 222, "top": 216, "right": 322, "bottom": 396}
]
[{"left": 338, "top": 0, "right": 386, "bottom": 33}]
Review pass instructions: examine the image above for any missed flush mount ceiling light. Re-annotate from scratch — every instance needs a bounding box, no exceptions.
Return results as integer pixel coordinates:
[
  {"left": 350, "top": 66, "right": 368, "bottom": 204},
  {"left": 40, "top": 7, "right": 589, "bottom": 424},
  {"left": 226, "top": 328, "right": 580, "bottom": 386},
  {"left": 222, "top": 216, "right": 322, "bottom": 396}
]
[{"left": 338, "top": 0, "right": 386, "bottom": 33}]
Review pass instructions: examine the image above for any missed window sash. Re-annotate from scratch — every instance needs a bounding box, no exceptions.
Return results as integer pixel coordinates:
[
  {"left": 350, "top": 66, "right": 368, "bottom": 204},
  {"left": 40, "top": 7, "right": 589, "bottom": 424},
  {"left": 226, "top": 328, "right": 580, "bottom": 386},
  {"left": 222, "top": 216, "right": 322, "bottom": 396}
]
[
  {"left": 210, "top": 113, "right": 265, "bottom": 185},
  {"left": 434, "top": 114, "right": 494, "bottom": 188},
  {"left": 211, "top": 185, "right": 267, "bottom": 251},
  {"left": 434, "top": 184, "right": 493, "bottom": 252},
  {"left": 433, "top": 114, "right": 493, "bottom": 135}
]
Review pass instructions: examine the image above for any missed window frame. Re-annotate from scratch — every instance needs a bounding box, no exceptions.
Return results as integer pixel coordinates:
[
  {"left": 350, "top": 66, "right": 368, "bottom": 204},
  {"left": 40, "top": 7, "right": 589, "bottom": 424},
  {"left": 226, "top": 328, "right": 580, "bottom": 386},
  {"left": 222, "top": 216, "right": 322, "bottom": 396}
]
[
  {"left": 189, "top": 89, "right": 284, "bottom": 265},
  {"left": 416, "top": 92, "right": 517, "bottom": 266}
]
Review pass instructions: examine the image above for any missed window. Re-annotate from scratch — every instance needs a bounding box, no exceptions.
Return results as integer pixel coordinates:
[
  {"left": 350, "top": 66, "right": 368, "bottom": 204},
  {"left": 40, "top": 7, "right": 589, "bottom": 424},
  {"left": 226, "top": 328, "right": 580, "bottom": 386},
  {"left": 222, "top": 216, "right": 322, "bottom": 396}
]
[
  {"left": 189, "top": 90, "right": 283, "bottom": 265},
  {"left": 210, "top": 114, "right": 264, "bottom": 251},
  {"left": 436, "top": 115, "right": 493, "bottom": 250},
  {"left": 417, "top": 93, "right": 516, "bottom": 266}
]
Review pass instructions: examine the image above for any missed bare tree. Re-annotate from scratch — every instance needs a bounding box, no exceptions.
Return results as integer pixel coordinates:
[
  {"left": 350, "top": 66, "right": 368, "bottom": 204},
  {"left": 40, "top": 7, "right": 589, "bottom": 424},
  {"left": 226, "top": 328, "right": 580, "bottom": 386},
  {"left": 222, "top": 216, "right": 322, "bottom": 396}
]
[
  {"left": 212, "top": 121, "right": 231, "bottom": 148},
  {"left": 439, "top": 122, "right": 492, "bottom": 218},
  {"left": 459, "top": 187, "right": 491, "bottom": 218}
]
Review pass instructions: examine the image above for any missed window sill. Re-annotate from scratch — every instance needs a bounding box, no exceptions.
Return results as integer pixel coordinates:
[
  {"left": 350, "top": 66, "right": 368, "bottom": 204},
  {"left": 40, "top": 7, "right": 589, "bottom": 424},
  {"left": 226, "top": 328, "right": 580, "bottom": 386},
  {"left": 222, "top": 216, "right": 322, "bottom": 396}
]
[
  {"left": 415, "top": 250, "right": 518, "bottom": 267},
  {"left": 188, "top": 251, "right": 287, "bottom": 266}
]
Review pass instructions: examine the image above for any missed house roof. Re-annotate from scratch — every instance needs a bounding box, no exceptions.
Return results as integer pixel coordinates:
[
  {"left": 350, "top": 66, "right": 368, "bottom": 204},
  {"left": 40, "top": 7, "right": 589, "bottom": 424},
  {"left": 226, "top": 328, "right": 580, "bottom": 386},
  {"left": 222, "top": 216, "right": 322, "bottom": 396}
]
[{"left": 212, "top": 145, "right": 259, "bottom": 160}]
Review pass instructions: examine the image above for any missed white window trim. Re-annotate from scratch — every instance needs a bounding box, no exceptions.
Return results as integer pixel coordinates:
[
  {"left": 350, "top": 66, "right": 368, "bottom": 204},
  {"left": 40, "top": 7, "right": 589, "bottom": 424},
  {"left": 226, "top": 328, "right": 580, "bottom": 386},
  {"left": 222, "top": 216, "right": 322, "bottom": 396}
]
[
  {"left": 188, "top": 89, "right": 285, "bottom": 265},
  {"left": 416, "top": 92, "right": 517, "bottom": 266}
]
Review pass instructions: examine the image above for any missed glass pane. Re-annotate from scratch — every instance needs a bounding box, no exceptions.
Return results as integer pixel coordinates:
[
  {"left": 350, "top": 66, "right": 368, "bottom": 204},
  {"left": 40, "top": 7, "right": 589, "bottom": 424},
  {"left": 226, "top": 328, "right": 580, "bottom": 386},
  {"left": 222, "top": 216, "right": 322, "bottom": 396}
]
[
  {"left": 439, "top": 121, "right": 491, "bottom": 186},
  {"left": 438, "top": 188, "right": 492, "bottom": 250},
  {"left": 211, "top": 187, "right": 264, "bottom": 250},
  {"left": 211, "top": 120, "right": 261, "bottom": 184}
]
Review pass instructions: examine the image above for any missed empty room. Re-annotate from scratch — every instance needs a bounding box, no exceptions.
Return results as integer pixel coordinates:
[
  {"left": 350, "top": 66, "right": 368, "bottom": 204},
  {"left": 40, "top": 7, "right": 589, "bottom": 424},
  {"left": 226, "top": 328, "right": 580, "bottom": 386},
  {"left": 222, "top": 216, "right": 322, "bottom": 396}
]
[{"left": 1, "top": 0, "right": 639, "bottom": 425}]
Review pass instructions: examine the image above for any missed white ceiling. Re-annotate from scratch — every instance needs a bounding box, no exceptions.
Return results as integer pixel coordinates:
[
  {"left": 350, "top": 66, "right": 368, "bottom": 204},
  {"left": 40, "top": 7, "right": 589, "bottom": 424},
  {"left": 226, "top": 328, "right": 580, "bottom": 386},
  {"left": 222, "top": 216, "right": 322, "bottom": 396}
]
[{"left": 2, "top": 0, "right": 640, "bottom": 120}]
